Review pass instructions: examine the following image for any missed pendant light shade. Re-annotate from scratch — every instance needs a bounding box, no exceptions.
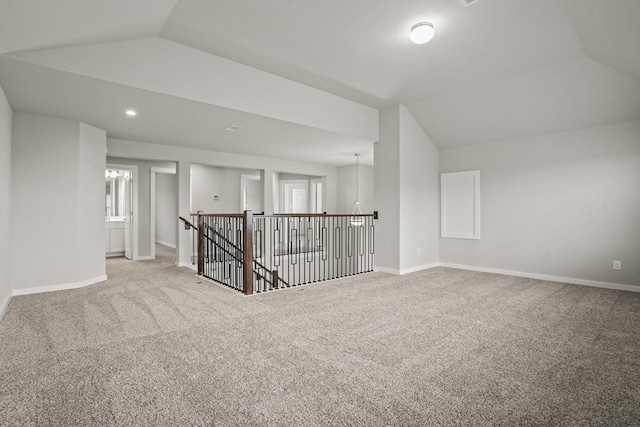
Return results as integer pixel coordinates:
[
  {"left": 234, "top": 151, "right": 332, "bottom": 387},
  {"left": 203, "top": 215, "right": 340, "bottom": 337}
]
[{"left": 350, "top": 154, "right": 364, "bottom": 226}]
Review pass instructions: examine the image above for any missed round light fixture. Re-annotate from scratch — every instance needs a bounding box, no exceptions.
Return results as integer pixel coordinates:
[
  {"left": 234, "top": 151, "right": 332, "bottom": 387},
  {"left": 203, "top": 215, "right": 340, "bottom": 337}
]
[
  {"left": 410, "top": 22, "right": 435, "bottom": 44},
  {"left": 125, "top": 109, "right": 137, "bottom": 117}
]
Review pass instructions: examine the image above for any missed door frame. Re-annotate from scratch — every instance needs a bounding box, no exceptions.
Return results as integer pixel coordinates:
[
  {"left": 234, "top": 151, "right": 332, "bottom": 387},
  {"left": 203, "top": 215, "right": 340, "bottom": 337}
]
[{"left": 106, "top": 163, "right": 139, "bottom": 260}]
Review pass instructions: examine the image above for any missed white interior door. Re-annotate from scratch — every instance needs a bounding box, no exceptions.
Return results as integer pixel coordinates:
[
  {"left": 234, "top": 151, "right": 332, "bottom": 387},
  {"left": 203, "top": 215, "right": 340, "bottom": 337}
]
[
  {"left": 281, "top": 182, "right": 309, "bottom": 213},
  {"left": 291, "top": 189, "right": 308, "bottom": 213},
  {"left": 124, "top": 172, "right": 133, "bottom": 260}
]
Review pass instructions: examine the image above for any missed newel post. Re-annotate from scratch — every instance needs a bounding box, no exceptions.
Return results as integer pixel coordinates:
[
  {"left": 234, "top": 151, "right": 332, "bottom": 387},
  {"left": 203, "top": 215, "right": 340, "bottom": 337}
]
[
  {"left": 243, "top": 210, "right": 254, "bottom": 295},
  {"left": 197, "top": 214, "right": 204, "bottom": 275}
]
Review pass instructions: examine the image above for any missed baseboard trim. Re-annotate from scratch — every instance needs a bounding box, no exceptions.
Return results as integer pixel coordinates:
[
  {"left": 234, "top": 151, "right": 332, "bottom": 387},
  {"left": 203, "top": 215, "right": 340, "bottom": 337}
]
[
  {"left": 106, "top": 252, "right": 124, "bottom": 258},
  {"left": 0, "top": 292, "right": 11, "bottom": 321},
  {"left": 155, "top": 241, "right": 176, "bottom": 249},
  {"left": 439, "top": 263, "right": 640, "bottom": 293},
  {"left": 400, "top": 263, "right": 440, "bottom": 275},
  {"left": 135, "top": 256, "right": 154, "bottom": 261},
  {"left": 11, "top": 275, "right": 108, "bottom": 296},
  {"left": 375, "top": 263, "right": 440, "bottom": 276},
  {"left": 178, "top": 261, "right": 196, "bottom": 269},
  {"left": 374, "top": 266, "right": 400, "bottom": 275}
]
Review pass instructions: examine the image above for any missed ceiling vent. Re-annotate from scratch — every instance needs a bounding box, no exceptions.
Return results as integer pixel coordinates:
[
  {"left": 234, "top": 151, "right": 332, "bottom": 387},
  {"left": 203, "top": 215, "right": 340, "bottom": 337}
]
[
  {"left": 459, "top": 0, "right": 483, "bottom": 6},
  {"left": 223, "top": 124, "right": 243, "bottom": 132}
]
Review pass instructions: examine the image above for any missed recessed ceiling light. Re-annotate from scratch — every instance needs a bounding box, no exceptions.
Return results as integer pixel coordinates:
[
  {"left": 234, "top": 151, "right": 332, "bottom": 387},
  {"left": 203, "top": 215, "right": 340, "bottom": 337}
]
[
  {"left": 125, "top": 110, "right": 137, "bottom": 117},
  {"left": 410, "top": 22, "right": 435, "bottom": 44},
  {"left": 459, "top": 0, "right": 482, "bottom": 6},
  {"left": 224, "top": 124, "right": 243, "bottom": 132}
]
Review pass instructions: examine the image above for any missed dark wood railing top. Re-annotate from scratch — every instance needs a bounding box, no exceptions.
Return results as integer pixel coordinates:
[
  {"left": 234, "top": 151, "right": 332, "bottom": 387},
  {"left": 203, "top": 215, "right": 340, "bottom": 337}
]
[
  {"left": 268, "top": 213, "right": 374, "bottom": 218},
  {"left": 195, "top": 213, "right": 244, "bottom": 218},
  {"left": 179, "top": 216, "right": 198, "bottom": 230},
  {"left": 195, "top": 212, "right": 375, "bottom": 218}
]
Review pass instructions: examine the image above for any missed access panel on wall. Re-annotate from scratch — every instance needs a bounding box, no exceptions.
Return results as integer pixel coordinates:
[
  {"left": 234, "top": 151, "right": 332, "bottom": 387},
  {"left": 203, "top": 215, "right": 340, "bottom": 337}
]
[{"left": 441, "top": 170, "right": 480, "bottom": 239}]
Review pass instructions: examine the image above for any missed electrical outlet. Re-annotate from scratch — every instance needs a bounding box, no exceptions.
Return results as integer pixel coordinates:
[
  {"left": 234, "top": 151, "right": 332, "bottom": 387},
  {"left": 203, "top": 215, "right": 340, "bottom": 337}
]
[{"left": 613, "top": 260, "right": 621, "bottom": 270}]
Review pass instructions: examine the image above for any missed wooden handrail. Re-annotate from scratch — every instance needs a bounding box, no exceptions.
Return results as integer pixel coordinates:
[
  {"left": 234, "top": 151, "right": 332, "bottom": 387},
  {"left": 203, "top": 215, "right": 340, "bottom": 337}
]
[
  {"left": 254, "top": 259, "right": 289, "bottom": 288},
  {"left": 179, "top": 216, "right": 198, "bottom": 230},
  {"left": 266, "top": 213, "right": 376, "bottom": 218},
  {"left": 204, "top": 224, "right": 242, "bottom": 256},
  {"left": 196, "top": 212, "right": 376, "bottom": 219},
  {"left": 202, "top": 228, "right": 243, "bottom": 263}
]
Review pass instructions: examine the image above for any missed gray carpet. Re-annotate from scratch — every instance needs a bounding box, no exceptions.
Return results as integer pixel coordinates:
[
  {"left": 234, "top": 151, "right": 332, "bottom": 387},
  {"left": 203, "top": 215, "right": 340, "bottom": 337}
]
[{"left": 1, "top": 244, "right": 639, "bottom": 426}]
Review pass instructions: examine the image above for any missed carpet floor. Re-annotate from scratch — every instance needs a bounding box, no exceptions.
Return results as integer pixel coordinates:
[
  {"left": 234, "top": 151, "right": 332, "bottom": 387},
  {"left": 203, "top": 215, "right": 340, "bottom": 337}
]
[{"left": 1, "top": 244, "right": 639, "bottom": 426}]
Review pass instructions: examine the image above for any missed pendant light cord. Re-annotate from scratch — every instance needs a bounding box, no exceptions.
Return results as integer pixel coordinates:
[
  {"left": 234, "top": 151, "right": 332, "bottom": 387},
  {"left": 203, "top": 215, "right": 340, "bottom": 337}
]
[{"left": 355, "top": 154, "right": 359, "bottom": 203}]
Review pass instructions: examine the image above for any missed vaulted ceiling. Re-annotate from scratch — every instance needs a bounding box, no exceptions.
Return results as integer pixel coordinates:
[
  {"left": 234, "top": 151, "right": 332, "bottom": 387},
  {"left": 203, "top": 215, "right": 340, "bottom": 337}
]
[{"left": 1, "top": 0, "right": 638, "bottom": 166}]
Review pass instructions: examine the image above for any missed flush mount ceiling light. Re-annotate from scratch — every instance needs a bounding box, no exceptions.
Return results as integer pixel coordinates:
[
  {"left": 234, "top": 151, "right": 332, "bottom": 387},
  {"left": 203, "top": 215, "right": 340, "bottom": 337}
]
[
  {"left": 125, "top": 109, "right": 137, "bottom": 117},
  {"left": 410, "top": 22, "right": 435, "bottom": 44},
  {"left": 224, "top": 124, "right": 243, "bottom": 132}
]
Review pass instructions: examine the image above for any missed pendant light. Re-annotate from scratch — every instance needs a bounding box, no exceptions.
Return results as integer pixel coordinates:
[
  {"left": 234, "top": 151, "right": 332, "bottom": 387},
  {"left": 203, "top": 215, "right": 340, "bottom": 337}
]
[{"left": 350, "top": 154, "right": 364, "bottom": 226}]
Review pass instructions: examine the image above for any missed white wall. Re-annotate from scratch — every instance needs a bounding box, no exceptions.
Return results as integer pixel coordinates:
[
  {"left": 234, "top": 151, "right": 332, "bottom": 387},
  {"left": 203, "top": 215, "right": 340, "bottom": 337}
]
[
  {"left": 241, "top": 176, "right": 261, "bottom": 212},
  {"left": 12, "top": 113, "right": 106, "bottom": 292},
  {"left": 78, "top": 123, "right": 107, "bottom": 281},
  {"left": 155, "top": 173, "right": 177, "bottom": 247},
  {"left": 398, "top": 105, "right": 440, "bottom": 272},
  {"left": 108, "top": 138, "right": 339, "bottom": 214},
  {"left": 191, "top": 164, "right": 259, "bottom": 213},
  {"left": 0, "top": 85, "right": 12, "bottom": 317},
  {"left": 440, "top": 120, "right": 640, "bottom": 288},
  {"left": 12, "top": 113, "right": 79, "bottom": 290},
  {"left": 337, "top": 164, "right": 374, "bottom": 214},
  {"left": 374, "top": 105, "right": 440, "bottom": 274},
  {"left": 374, "top": 106, "right": 401, "bottom": 272}
]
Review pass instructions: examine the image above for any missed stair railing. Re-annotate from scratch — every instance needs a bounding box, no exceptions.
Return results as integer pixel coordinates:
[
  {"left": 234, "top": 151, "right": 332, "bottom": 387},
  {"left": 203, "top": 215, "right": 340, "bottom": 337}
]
[{"left": 195, "top": 211, "right": 376, "bottom": 295}]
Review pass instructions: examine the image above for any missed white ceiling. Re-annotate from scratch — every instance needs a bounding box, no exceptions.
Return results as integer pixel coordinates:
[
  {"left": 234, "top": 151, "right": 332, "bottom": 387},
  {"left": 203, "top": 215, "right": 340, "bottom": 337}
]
[{"left": 1, "top": 0, "right": 639, "bottom": 166}]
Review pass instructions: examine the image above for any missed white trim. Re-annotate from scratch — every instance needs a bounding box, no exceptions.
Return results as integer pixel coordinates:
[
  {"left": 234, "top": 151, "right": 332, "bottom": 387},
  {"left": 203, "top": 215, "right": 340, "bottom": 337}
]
[
  {"left": 439, "top": 263, "right": 640, "bottom": 293},
  {"left": 376, "top": 262, "right": 639, "bottom": 293},
  {"left": 11, "top": 275, "right": 108, "bottom": 296},
  {"left": 135, "top": 256, "right": 154, "bottom": 261},
  {"left": 106, "top": 163, "right": 139, "bottom": 260},
  {"left": 155, "top": 240, "right": 176, "bottom": 249},
  {"left": 399, "top": 263, "right": 440, "bottom": 275},
  {"left": 105, "top": 252, "right": 124, "bottom": 258},
  {"left": 441, "top": 170, "right": 481, "bottom": 240},
  {"left": 375, "top": 263, "right": 441, "bottom": 276},
  {"left": 179, "top": 262, "right": 197, "bottom": 271},
  {"left": 150, "top": 166, "right": 177, "bottom": 260},
  {"left": 0, "top": 293, "right": 11, "bottom": 321},
  {"left": 374, "top": 266, "right": 401, "bottom": 275}
]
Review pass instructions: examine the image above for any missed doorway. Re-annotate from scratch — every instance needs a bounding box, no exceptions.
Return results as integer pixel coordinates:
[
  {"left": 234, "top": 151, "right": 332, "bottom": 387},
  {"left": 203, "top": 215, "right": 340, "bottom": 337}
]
[
  {"left": 281, "top": 181, "right": 309, "bottom": 213},
  {"left": 277, "top": 175, "right": 325, "bottom": 214},
  {"left": 150, "top": 166, "right": 177, "bottom": 260},
  {"left": 105, "top": 164, "right": 138, "bottom": 259}
]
